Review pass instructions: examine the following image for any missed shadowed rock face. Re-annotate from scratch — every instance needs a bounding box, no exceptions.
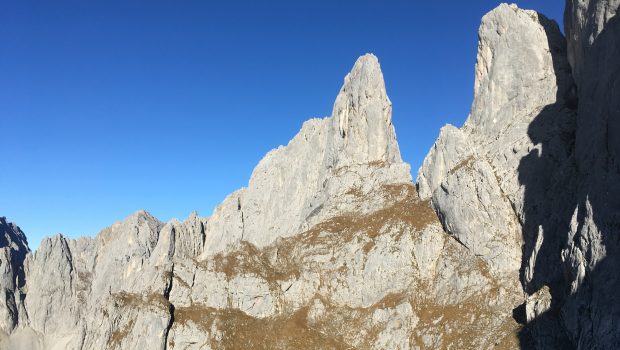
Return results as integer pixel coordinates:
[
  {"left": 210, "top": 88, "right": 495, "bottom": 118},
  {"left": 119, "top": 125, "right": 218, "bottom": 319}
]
[
  {"left": 1, "top": 1, "right": 619, "bottom": 349},
  {"left": 516, "top": 1, "right": 620, "bottom": 348},
  {"left": 420, "top": 1, "right": 620, "bottom": 349},
  {"left": 0, "top": 217, "right": 29, "bottom": 332},
  {"left": 418, "top": 3, "right": 574, "bottom": 288},
  {"left": 565, "top": 0, "right": 620, "bottom": 85}
]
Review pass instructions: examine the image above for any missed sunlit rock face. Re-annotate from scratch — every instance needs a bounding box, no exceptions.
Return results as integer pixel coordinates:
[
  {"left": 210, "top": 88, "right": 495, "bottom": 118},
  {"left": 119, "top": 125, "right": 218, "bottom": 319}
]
[
  {"left": 2, "top": 1, "right": 620, "bottom": 349},
  {"left": 0, "top": 50, "right": 523, "bottom": 349},
  {"left": 201, "top": 53, "right": 411, "bottom": 257}
]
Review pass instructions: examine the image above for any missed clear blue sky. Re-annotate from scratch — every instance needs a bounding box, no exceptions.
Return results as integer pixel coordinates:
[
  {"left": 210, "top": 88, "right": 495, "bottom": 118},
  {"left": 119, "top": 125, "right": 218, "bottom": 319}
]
[{"left": 1, "top": 1, "right": 565, "bottom": 249}]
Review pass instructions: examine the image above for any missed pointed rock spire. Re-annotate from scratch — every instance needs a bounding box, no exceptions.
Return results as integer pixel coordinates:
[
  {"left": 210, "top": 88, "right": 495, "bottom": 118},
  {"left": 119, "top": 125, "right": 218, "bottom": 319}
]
[
  {"left": 201, "top": 54, "right": 410, "bottom": 257},
  {"left": 330, "top": 54, "right": 402, "bottom": 167}
]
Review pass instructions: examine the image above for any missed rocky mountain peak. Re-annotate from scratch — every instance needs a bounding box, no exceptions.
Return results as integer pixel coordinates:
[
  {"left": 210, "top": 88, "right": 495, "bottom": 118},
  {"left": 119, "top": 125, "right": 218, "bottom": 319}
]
[
  {"left": 3, "top": 1, "right": 620, "bottom": 348},
  {"left": 0, "top": 217, "right": 29, "bottom": 254},
  {"left": 465, "top": 3, "right": 572, "bottom": 141},
  {"left": 330, "top": 53, "right": 401, "bottom": 167},
  {"left": 200, "top": 53, "right": 411, "bottom": 257},
  {"left": 418, "top": 1, "right": 620, "bottom": 348}
]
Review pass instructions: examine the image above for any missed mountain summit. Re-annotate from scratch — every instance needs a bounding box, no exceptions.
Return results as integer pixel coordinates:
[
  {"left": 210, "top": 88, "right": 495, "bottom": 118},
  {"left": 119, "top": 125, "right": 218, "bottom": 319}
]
[
  {"left": 2, "top": 1, "right": 620, "bottom": 349},
  {"left": 201, "top": 53, "right": 410, "bottom": 257}
]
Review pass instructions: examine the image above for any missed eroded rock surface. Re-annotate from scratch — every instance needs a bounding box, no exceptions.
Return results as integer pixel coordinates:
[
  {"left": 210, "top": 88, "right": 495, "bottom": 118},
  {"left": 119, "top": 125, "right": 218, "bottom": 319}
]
[
  {"left": 2, "top": 1, "right": 620, "bottom": 349},
  {"left": 419, "top": 3, "right": 575, "bottom": 290},
  {"left": 0, "top": 52, "right": 522, "bottom": 349},
  {"left": 201, "top": 54, "right": 410, "bottom": 258},
  {"left": 0, "top": 217, "right": 29, "bottom": 333},
  {"left": 420, "top": 1, "right": 620, "bottom": 349}
]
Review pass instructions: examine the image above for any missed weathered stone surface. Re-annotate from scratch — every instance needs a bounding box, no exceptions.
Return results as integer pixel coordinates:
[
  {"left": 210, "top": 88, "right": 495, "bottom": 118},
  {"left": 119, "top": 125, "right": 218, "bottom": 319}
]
[
  {"left": 569, "top": 0, "right": 620, "bottom": 173},
  {"left": 4, "top": 1, "right": 620, "bottom": 348},
  {"left": 416, "top": 124, "right": 472, "bottom": 201},
  {"left": 168, "top": 183, "right": 520, "bottom": 349},
  {"left": 201, "top": 54, "right": 411, "bottom": 257},
  {"left": 0, "top": 217, "right": 29, "bottom": 333},
  {"left": 0, "top": 49, "right": 525, "bottom": 349},
  {"left": 545, "top": 1, "right": 620, "bottom": 348},
  {"left": 418, "top": 1, "right": 620, "bottom": 349},
  {"left": 419, "top": 3, "right": 575, "bottom": 288},
  {"left": 565, "top": 0, "right": 620, "bottom": 84}
]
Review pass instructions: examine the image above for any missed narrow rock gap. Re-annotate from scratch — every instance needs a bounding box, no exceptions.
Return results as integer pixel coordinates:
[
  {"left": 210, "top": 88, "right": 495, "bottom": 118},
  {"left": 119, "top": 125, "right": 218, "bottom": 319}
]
[{"left": 162, "top": 263, "right": 175, "bottom": 350}]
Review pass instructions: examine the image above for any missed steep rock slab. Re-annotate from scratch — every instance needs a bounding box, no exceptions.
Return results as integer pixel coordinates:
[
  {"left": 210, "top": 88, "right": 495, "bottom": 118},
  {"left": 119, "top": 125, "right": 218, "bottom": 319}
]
[
  {"left": 551, "top": 0, "right": 620, "bottom": 347},
  {"left": 416, "top": 125, "right": 472, "bottom": 201},
  {"left": 567, "top": 0, "right": 620, "bottom": 173},
  {"left": 565, "top": 0, "right": 620, "bottom": 84},
  {"left": 419, "top": 4, "right": 575, "bottom": 285},
  {"left": 0, "top": 217, "right": 29, "bottom": 332},
  {"left": 418, "top": 1, "right": 620, "bottom": 348}
]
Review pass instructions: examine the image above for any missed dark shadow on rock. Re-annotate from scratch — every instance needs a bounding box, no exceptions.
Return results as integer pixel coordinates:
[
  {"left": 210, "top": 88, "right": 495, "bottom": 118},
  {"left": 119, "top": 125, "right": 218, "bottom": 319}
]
[
  {"left": 0, "top": 217, "right": 30, "bottom": 330},
  {"left": 517, "top": 10, "right": 620, "bottom": 350},
  {"left": 0, "top": 218, "right": 30, "bottom": 290}
]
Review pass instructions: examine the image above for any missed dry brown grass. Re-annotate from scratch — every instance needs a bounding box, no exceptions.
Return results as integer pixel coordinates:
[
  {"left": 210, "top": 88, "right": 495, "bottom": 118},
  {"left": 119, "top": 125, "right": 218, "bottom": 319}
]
[
  {"left": 291, "top": 184, "right": 437, "bottom": 247},
  {"left": 113, "top": 291, "right": 170, "bottom": 311},
  {"left": 411, "top": 297, "right": 521, "bottom": 350},
  {"left": 174, "top": 303, "right": 351, "bottom": 349},
  {"left": 374, "top": 292, "right": 408, "bottom": 310},
  {"left": 188, "top": 183, "right": 442, "bottom": 309},
  {"left": 108, "top": 319, "right": 134, "bottom": 348},
  {"left": 168, "top": 182, "right": 526, "bottom": 348},
  {"left": 368, "top": 160, "right": 386, "bottom": 168},
  {"left": 449, "top": 155, "right": 475, "bottom": 175},
  {"left": 209, "top": 241, "right": 301, "bottom": 284},
  {"left": 344, "top": 186, "right": 364, "bottom": 198},
  {"left": 199, "top": 184, "right": 438, "bottom": 287}
]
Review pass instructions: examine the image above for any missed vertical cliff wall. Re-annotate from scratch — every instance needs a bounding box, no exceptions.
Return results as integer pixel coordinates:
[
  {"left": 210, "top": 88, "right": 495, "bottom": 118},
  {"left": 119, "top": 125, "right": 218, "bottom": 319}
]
[{"left": 420, "top": 1, "right": 620, "bottom": 348}]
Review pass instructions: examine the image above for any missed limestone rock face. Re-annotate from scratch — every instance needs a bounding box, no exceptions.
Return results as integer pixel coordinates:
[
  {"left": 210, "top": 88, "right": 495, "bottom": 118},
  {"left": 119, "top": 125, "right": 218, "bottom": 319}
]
[
  {"left": 555, "top": 0, "right": 620, "bottom": 348},
  {"left": 3, "top": 1, "right": 620, "bottom": 349},
  {"left": 419, "top": 3, "right": 575, "bottom": 285},
  {"left": 0, "top": 51, "right": 523, "bottom": 349},
  {"left": 5, "top": 210, "right": 209, "bottom": 349},
  {"left": 565, "top": 0, "right": 620, "bottom": 84},
  {"left": 165, "top": 184, "right": 521, "bottom": 349},
  {"left": 567, "top": 0, "right": 620, "bottom": 173},
  {"left": 416, "top": 125, "right": 471, "bottom": 201},
  {"left": 202, "top": 54, "right": 411, "bottom": 257},
  {"left": 0, "top": 217, "right": 29, "bottom": 333},
  {"left": 330, "top": 54, "right": 402, "bottom": 166},
  {"left": 418, "top": 1, "right": 620, "bottom": 349},
  {"left": 465, "top": 4, "right": 573, "bottom": 142}
]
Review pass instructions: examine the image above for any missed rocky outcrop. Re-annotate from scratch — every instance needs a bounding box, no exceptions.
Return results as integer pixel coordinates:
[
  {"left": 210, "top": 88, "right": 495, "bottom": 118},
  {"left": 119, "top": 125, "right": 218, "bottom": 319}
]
[
  {"left": 0, "top": 218, "right": 29, "bottom": 333},
  {"left": 201, "top": 54, "right": 411, "bottom": 257},
  {"left": 168, "top": 183, "right": 520, "bottom": 349},
  {"left": 419, "top": 1, "right": 620, "bottom": 349},
  {"left": 565, "top": 0, "right": 620, "bottom": 84},
  {"left": 418, "top": 4, "right": 575, "bottom": 289},
  {"left": 567, "top": 0, "right": 620, "bottom": 173},
  {"left": 0, "top": 51, "right": 523, "bottom": 349},
  {"left": 2, "top": 1, "right": 620, "bottom": 349},
  {"left": 553, "top": 0, "right": 620, "bottom": 348}
]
